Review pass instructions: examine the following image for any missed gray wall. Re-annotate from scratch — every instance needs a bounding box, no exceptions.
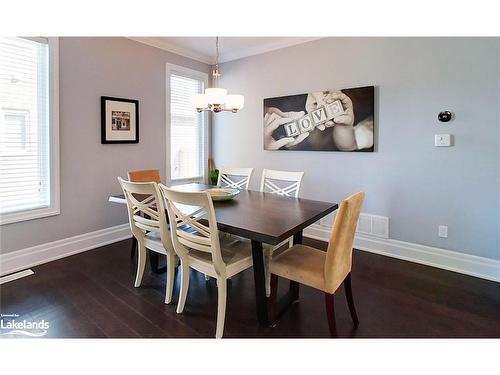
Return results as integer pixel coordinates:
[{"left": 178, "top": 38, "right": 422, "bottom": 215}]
[
  {"left": 0, "top": 37, "right": 211, "bottom": 253},
  {"left": 212, "top": 37, "right": 500, "bottom": 260}
]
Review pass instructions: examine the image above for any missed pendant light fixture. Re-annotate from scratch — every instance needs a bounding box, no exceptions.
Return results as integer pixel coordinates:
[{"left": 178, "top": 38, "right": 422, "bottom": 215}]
[{"left": 191, "top": 37, "right": 244, "bottom": 113}]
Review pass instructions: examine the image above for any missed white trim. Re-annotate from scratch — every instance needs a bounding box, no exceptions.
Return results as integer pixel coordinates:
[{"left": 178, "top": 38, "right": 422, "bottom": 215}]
[
  {"left": 108, "top": 195, "right": 126, "bottom": 204},
  {"left": 0, "top": 269, "right": 34, "bottom": 285},
  {"left": 49, "top": 37, "right": 61, "bottom": 222},
  {"left": 218, "top": 37, "right": 324, "bottom": 63},
  {"left": 0, "top": 37, "right": 60, "bottom": 225},
  {"left": 0, "top": 224, "right": 132, "bottom": 277},
  {"left": 128, "top": 37, "right": 324, "bottom": 64},
  {"left": 129, "top": 37, "right": 214, "bottom": 64},
  {"left": 304, "top": 223, "right": 500, "bottom": 283},
  {"left": 165, "top": 63, "right": 209, "bottom": 185}
]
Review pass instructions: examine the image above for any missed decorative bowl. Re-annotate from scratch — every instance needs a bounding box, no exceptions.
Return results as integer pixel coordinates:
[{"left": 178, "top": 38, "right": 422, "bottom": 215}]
[{"left": 206, "top": 188, "right": 240, "bottom": 201}]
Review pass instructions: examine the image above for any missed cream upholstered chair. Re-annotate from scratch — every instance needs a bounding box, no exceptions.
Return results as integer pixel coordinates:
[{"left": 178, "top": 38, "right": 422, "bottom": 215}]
[
  {"left": 260, "top": 169, "right": 304, "bottom": 297},
  {"left": 159, "top": 185, "right": 254, "bottom": 338},
  {"left": 217, "top": 167, "right": 254, "bottom": 190},
  {"left": 269, "top": 192, "right": 365, "bottom": 337},
  {"left": 127, "top": 169, "right": 162, "bottom": 259},
  {"left": 118, "top": 177, "right": 177, "bottom": 304}
]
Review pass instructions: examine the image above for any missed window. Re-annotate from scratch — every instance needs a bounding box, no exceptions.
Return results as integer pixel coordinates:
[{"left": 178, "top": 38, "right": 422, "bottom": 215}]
[
  {"left": 0, "top": 37, "right": 59, "bottom": 224},
  {"left": 168, "top": 64, "right": 208, "bottom": 182}
]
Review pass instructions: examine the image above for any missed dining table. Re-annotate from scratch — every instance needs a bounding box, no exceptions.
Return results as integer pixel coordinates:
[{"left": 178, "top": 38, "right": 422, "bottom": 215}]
[{"left": 109, "top": 183, "right": 338, "bottom": 326}]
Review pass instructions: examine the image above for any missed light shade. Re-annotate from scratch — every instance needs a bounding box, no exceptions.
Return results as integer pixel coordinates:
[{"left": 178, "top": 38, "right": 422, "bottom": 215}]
[
  {"left": 191, "top": 93, "right": 208, "bottom": 109},
  {"left": 225, "top": 94, "right": 245, "bottom": 110},
  {"left": 205, "top": 88, "right": 227, "bottom": 105}
]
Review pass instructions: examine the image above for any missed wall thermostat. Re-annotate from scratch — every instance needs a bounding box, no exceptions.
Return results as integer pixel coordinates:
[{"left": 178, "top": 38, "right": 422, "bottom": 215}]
[{"left": 438, "top": 111, "right": 453, "bottom": 122}]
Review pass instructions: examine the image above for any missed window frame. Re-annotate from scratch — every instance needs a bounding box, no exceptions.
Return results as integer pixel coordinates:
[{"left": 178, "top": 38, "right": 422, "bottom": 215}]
[
  {"left": 0, "top": 37, "right": 60, "bottom": 225},
  {"left": 166, "top": 63, "right": 209, "bottom": 185}
]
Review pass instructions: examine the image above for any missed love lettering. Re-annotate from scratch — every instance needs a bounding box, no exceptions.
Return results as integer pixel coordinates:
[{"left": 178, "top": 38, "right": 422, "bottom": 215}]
[{"left": 284, "top": 100, "right": 344, "bottom": 137}]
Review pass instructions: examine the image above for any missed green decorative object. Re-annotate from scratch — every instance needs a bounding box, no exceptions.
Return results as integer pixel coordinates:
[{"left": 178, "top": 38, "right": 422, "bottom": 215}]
[{"left": 209, "top": 168, "right": 219, "bottom": 185}]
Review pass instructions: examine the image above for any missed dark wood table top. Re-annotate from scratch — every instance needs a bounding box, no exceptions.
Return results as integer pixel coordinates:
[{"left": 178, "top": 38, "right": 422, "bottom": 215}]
[{"left": 110, "top": 183, "right": 338, "bottom": 245}]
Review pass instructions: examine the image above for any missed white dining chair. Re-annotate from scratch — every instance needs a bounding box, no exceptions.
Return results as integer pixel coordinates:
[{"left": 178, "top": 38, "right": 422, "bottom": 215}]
[
  {"left": 127, "top": 169, "right": 161, "bottom": 260},
  {"left": 217, "top": 167, "right": 254, "bottom": 190},
  {"left": 159, "top": 185, "right": 254, "bottom": 338},
  {"left": 212, "top": 167, "right": 254, "bottom": 280},
  {"left": 118, "top": 177, "right": 177, "bottom": 304},
  {"left": 260, "top": 169, "right": 305, "bottom": 297}
]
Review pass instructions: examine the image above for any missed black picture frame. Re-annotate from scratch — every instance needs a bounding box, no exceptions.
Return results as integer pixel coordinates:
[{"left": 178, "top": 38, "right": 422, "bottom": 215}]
[{"left": 101, "top": 96, "right": 139, "bottom": 144}]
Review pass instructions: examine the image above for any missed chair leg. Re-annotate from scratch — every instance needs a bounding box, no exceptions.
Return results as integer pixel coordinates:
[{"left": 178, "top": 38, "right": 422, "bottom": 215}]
[
  {"left": 164, "top": 252, "right": 175, "bottom": 304},
  {"left": 130, "top": 236, "right": 137, "bottom": 258},
  {"left": 134, "top": 242, "right": 147, "bottom": 287},
  {"left": 176, "top": 262, "right": 190, "bottom": 314},
  {"left": 215, "top": 278, "right": 227, "bottom": 339},
  {"left": 344, "top": 272, "right": 359, "bottom": 327},
  {"left": 264, "top": 247, "right": 272, "bottom": 297},
  {"left": 324, "top": 293, "right": 338, "bottom": 338},
  {"left": 269, "top": 274, "right": 278, "bottom": 325}
]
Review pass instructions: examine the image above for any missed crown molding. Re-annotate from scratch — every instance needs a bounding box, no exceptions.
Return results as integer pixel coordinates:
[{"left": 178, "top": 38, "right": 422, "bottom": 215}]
[
  {"left": 217, "top": 37, "right": 324, "bottom": 63},
  {"left": 127, "top": 37, "right": 324, "bottom": 65},
  {"left": 127, "top": 37, "right": 214, "bottom": 64}
]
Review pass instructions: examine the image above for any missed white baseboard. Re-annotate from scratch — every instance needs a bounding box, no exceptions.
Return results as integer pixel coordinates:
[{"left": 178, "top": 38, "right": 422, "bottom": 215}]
[
  {"left": 305, "top": 224, "right": 500, "bottom": 283},
  {"left": 2, "top": 221, "right": 498, "bottom": 284},
  {"left": 0, "top": 224, "right": 132, "bottom": 277},
  {"left": 0, "top": 269, "right": 34, "bottom": 285}
]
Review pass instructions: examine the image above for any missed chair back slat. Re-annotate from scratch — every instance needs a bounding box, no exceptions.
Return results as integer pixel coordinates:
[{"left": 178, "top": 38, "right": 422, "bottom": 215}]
[
  {"left": 128, "top": 169, "right": 161, "bottom": 183},
  {"left": 118, "top": 177, "right": 172, "bottom": 253},
  {"left": 260, "top": 169, "right": 304, "bottom": 198},
  {"left": 217, "top": 167, "right": 254, "bottom": 190},
  {"left": 166, "top": 197, "right": 212, "bottom": 253},
  {"left": 159, "top": 185, "right": 227, "bottom": 274},
  {"left": 134, "top": 215, "right": 161, "bottom": 232},
  {"left": 324, "top": 192, "right": 365, "bottom": 293}
]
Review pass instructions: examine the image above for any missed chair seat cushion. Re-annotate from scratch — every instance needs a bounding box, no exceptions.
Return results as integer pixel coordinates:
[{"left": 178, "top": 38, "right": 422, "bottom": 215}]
[
  {"left": 187, "top": 237, "right": 253, "bottom": 277},
  {"left": 270, "top": 244, "right": 326, "bottom": 292}
]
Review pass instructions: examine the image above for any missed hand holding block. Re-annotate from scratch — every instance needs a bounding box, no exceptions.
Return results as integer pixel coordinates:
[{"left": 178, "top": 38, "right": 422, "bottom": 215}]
[{"left": 325, "top": 100, "right": 344, "bottom": 119}]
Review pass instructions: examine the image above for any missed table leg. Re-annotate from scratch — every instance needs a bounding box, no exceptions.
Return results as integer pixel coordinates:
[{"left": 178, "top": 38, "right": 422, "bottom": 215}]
[
  {"left": 251, "top": 240, "right": 269, "bottom": 326},
  {"left": 149, "top": 251, "right": 167, "bottom": 274},
  {"left": 290, "top": 231, "right": 302, "bottom": 300}
]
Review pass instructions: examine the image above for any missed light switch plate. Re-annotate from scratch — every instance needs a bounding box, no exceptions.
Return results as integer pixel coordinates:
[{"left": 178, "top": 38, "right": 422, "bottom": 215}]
[
  {"left": 438, "top": 225, "right": 448, "bottom": 238},
  {"left": 435, "top": 134, "right": 451, "bottom": 147}
]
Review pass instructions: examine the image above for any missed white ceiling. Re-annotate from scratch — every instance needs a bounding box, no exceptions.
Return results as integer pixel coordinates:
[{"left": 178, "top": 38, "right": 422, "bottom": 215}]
[{"left": 127, "top": 37, "right": 323, "bottom": 65}]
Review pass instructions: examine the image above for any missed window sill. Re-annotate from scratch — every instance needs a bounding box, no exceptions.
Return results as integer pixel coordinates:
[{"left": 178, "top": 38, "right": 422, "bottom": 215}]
[
  {"left": 170, "top": 177, "right": 205, "bottom": 186},
  {"left": 0, "top": 206, "right": 60, "bottom": 225}
]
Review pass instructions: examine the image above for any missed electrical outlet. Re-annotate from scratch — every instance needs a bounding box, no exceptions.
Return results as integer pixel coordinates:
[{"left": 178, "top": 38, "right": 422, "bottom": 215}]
[{"left": 438, "top": 225, "right": 448, "bottom": 238}]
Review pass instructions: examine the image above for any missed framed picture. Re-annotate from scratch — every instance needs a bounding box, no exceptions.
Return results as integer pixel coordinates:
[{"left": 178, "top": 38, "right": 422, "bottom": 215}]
[
  {"left": 263, "top": 86, "right": 374, "bottom": 152},
  {"left": 101, "top": 96, "right": 139, "bottom": 144}
]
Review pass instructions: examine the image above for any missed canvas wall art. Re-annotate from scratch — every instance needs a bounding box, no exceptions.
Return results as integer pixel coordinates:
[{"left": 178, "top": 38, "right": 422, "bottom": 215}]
[{"left": 263, "top": 86, "right": 374, "bottom": 152}]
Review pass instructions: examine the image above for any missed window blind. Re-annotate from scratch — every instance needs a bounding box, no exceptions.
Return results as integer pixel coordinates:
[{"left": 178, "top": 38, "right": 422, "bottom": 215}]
[
  {"left": 170, "top": 73, "right": 204, "bottom": 180},
  {"left": 0, "top": 37, "right": 50, "bottom": 214}
]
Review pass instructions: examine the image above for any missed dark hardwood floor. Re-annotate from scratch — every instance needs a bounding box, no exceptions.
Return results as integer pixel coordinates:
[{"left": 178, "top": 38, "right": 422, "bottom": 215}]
[{"left": 1, "top": 237, "right": 499, "bottom": 338}]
